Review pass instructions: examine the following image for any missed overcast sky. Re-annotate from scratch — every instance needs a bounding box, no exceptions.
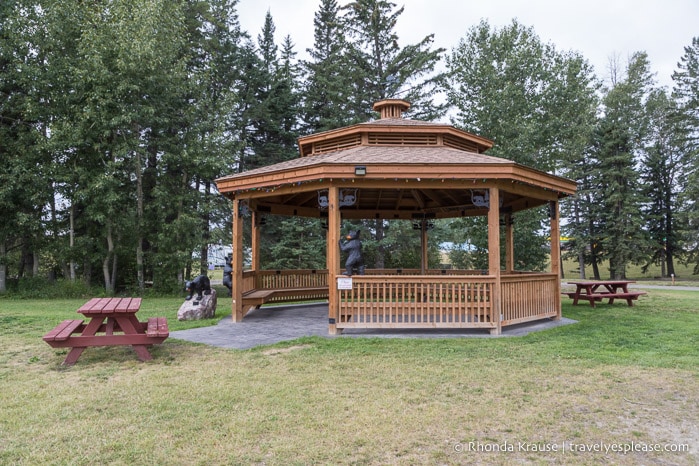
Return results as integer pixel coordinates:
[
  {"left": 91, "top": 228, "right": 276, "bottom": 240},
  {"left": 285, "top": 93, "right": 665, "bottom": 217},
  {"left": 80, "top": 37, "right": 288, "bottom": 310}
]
[{"left": 235, "top": 0, "right": 698, "bottom": 90}]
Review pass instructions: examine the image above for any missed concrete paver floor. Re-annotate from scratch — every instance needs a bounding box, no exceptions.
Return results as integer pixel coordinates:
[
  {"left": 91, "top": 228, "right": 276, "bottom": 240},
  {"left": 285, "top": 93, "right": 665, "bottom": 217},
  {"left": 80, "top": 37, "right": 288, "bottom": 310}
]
[{"left": 169, "top": 303, "right": 577, "bottom": 350}]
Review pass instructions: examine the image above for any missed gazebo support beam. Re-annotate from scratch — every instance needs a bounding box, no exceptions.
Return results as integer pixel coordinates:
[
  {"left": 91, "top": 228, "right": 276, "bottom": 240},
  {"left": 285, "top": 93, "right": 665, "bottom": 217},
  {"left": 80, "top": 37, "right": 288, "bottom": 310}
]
[
  {"left": 231, "top": 198, "right": 244, "bottom": 322},
  {"left": 549, "top": 200, "right": 562, "bottom": 320},
  {"left": 327, "top": 187, "right": 341, "bottom": 335},
  {"left": 421, "top": 220, "right": 429, "bottom": 274},
  {"left": 488, "top": 188, "right": 502, "bottom": 335},
  {"left": 505, "top": 213, "right": 514, "bottom": 273}
]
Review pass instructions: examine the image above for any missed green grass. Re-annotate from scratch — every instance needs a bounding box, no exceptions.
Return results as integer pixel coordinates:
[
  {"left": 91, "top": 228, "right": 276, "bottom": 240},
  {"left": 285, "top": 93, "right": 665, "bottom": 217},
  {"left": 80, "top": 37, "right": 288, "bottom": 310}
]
[{"left": 0, "top": 290, "right": 697, "bottom": 465}]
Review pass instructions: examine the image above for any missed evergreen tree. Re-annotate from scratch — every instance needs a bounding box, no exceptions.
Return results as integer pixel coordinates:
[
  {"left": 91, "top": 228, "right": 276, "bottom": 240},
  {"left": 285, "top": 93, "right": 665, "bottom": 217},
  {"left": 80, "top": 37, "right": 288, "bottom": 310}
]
[
  {"left": 165, "top": 0, "right": 247, "bottom": 283},
  {"left": 593, "top": 53, "right": 653, "bottom": 279},
  {"left": 672, "top": 37, "right": 699, "bottom": 273},
  {"left": 342, "top": 0, "right": 445, "bottom": 121},
  {"left": 301, "top": 0, "right": 354, "bottom": 132},
  {"left": 237, "top": 11, "right": 314, "bottom": 268},
  {"left": 335, "top": 1, "right": 447, "bottom": 267},
  {"left": 265, "top": 216, "right": 326, "bottom": 269},
  {"left": 242, "top": 11, "right": 300, "bottom": 170},
  {"left": 639, "top": 89, "right": 687, "bottom": 277}
]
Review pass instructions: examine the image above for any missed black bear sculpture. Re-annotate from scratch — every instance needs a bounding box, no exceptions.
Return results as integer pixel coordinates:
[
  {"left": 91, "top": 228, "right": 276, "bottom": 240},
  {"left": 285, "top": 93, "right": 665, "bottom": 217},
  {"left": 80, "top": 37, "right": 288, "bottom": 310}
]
[
  {"left": 222, "top": 255, "right": 232, "bottom": 297},
  {"left": 339, "top": 230, "right": 365, "bottom": 276},
  {"left": 185, "top": 275, "right": 211, "bottom": 301}
]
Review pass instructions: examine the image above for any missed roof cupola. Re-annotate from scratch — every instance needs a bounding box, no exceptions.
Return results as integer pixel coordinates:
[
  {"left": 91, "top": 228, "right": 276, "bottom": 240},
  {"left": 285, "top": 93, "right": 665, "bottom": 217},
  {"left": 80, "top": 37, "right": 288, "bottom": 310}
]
[{"left": 373, "top": 99, "right": 411, "bottom": 119}]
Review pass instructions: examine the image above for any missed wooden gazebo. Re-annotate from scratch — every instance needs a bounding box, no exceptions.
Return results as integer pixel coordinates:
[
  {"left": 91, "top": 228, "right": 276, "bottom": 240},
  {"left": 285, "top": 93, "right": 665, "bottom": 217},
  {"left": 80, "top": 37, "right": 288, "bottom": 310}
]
[{"left": 216, "top": 100, "right": 576, "bottom": 335}]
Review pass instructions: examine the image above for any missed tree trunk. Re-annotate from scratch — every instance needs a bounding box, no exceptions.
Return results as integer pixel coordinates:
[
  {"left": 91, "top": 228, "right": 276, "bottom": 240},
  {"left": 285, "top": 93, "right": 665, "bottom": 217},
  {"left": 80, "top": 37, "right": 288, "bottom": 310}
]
[
  {"left": 135, "top": 148, "right": 145, "bottom": 291},
  {"left": 111, "top": 253, "right": 118, "bottom": 292},
  {"left": 200, "top": 181, "right": 211, "bottom": 276},
  {"left": 665, "top": 208, "right": 675, "bottom": 277},
  {"left": 373, "top": 219, "right": 385, "bottom": 269},
  {"left": 83, "top": 260, "right": 92, "bottom": 287},
  {"left": 103, "top": 222, "right": 115, "bottom": 294},
  {"left": 0, "top": 242, "right": 6, "bottom": 293},
  {"left": 590, "top": 241, "right": 601, "bottom": 280},
  {"left": 660, "top": 248, "right": 666, "bottom": 278},
  {"left": 69, "top": 204, "right": 76, "bottom": 280}
]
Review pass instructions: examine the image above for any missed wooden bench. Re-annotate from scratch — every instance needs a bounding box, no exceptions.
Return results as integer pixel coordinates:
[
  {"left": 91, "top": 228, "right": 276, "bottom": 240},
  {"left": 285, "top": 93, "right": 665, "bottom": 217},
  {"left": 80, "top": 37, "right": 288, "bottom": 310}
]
[
  {"left": 43, "top": 319, "right": 85, "bottom": 343},
  {"left": 242, "top": 287, "right": 328, "bottom": 315},
  {"left": 146, "top": 317, "right": 169, "bottom": 338},
  {"left": 563, "top": 291, "right": 646, "bottom": 307}
]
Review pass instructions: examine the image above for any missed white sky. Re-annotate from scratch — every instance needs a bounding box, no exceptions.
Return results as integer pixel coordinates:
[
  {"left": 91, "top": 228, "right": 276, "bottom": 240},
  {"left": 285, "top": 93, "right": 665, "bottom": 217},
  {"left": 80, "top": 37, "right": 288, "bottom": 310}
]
[{"left": 235, "top": 0, "right": 698, "bottom": 90}]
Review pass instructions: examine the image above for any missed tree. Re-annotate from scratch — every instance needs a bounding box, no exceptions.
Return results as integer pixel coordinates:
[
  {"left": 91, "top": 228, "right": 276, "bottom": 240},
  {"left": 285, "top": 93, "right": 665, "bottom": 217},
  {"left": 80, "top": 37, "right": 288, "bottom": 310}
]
[
  {"left": 672, "top": 37, "right": 699, "bottom": 273},
  {"left": 0, "top": 1, "right": 57, "bottom": 291},
  {"left": 240, "top": 11, "right": 300, "bottom": 171},
  {"left": 445, "top": 20, "right": 598, "bottom": 271},
  {"left": 301, "top": 0, "right": 355, "bottom": 132},
  {"left": 169, "top": 0, "right": 248, "bottom": 282},
  {"left": 46, "top": 0, "right": 194, "bottom": 292},
  {"left": 639, "top": 89, "right": 687, "bottom": 277},
  {"left": 342, "top": 0, "right": 446, "bottom": 121},
  {"left": 592, "top": 52, "right": 654, "bottom": 279}
]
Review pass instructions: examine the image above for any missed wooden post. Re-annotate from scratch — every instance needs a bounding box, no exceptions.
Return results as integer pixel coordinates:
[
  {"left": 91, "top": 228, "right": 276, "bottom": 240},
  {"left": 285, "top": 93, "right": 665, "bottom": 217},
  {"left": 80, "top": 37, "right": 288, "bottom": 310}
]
[
  {"left": 231, "top": 198, "right": 244, "bottom": 322},
  {"left": 251, "top": 210, "right": 261, "bottom": 272},
  {"left": 327, "top": 186, "right": 341, "bottom": 335},
  {"left": 421, "top": 220, "right": 428, "bottom": 274},
  {"left": 488, "top": 188, "right": 502, "bottom": 335},
  {"left": 505, "top": 213, "right": 514, "bottom": 273},
  {"left": 549, "top": 200, "right": 562, "bottom": 320}
]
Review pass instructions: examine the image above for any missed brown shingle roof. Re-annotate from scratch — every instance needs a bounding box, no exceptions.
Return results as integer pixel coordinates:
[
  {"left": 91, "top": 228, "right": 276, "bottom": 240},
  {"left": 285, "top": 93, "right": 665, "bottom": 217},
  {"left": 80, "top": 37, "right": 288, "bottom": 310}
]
[{"left": 216, "top": 146, "right": 511, "bottom": 182}]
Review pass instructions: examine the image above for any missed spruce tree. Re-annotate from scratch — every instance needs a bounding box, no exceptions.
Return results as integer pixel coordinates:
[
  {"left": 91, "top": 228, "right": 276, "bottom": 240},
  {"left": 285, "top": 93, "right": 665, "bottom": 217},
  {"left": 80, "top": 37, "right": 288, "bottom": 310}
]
[
  {"left": 672, "top": 37, "right": 699, "bottom": 273},
  {"left": 243, "top": 11, "right": 300, "bottom": 170},
  {"left": 593, "top": 53, "right": 653, "bottom": 279},
  {"left": 639, "top": 90, "right": 686, "bottom": 277},
  {"left": 342, "top": 0, "right": 445, "bottom": 121},
  {"left": 301, "top": 0, "right": 355, "bottom": 132}
]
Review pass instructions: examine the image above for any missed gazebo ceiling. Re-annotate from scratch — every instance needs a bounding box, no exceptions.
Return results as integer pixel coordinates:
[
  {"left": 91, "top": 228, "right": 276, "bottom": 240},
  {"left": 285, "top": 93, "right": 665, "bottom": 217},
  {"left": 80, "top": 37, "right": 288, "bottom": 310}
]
[{"left": 215, "top": 99, "right": 577, "bottom": 220}]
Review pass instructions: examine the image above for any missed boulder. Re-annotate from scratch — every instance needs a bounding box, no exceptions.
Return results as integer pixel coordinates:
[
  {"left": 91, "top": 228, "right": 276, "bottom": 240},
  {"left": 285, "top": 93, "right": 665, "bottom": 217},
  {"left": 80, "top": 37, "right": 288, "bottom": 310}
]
[{"left": 177, "top": 289, "right": 217, "bottom": 321}]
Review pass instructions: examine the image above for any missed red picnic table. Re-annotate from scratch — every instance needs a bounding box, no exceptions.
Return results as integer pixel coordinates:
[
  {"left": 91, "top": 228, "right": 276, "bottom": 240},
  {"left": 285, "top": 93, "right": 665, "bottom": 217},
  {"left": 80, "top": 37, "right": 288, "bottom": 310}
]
[
  {"left": 43, "top": 297, "right": 169, "bottom": 365},
  {"left": 563, "top": 280, "right": 646, "bottom": 307}
]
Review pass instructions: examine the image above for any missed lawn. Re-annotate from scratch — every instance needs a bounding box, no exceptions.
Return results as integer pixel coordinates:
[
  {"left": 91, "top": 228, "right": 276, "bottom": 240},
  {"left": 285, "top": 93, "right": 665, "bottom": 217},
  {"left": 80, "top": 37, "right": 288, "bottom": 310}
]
[{"left": 0, "top": 289, "right": 697, "bottom": 465}]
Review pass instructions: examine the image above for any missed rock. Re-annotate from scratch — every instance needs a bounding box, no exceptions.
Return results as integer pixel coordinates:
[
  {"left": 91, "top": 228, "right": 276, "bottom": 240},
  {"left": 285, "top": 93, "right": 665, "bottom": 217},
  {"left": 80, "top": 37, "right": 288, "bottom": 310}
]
[{"left": 177, "top": 289, "right": 217, "bottom": 321}]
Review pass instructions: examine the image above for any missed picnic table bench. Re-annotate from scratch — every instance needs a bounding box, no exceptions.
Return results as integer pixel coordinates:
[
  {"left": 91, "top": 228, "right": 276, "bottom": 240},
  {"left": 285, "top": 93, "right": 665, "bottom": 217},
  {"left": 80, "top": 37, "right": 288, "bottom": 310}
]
[
  {"left": 563, "top": 280, "right": 647, "bottom": 307},
  {"left": 43, "top": 297, "right": 169, "bottom": 365}
]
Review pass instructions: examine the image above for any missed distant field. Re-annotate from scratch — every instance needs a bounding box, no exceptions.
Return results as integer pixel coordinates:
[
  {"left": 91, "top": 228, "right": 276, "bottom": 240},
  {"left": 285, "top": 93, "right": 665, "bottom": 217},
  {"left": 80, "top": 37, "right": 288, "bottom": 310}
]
[{"left": 561, "top": 257, "right": 698, "bottom": 282}]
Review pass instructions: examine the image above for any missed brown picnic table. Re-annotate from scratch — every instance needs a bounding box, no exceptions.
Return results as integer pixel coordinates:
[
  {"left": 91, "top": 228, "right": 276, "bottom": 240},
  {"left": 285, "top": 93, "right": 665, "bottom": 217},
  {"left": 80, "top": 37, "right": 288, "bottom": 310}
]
[
  {"left": 563, "top": 280, "right": 646, "bottom": 307},
  {"left": 43, "top": 297, "right": 169, "bottom": 365}
]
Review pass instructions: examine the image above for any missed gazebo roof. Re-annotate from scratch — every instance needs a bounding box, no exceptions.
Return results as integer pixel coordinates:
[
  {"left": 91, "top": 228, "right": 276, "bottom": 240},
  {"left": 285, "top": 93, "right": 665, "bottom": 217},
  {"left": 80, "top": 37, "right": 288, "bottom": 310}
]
[{"left": 215, "top": 99, "right": 576, "bottom": 219}]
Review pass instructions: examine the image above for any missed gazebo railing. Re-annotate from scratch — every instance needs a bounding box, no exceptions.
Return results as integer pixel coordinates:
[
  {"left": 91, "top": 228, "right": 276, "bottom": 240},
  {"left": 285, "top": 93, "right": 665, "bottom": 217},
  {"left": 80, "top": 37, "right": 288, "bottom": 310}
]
[
  {"left": 240, "top": 270, "right": 559, "bottom": 329},
  {"left": 337, "top": 275, "right": 496, "bottom": 329},
  {"left": 242, "top": 269, "right": 328, "bottom": 293},
  {"left": 500, "top": 273, "right": 559, "bottom": 325}
]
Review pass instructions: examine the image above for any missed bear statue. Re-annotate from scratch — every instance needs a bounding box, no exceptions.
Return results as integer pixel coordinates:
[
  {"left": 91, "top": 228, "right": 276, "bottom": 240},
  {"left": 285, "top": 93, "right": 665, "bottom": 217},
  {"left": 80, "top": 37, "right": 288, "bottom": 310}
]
[
  {"left": 222, "top": 254, "right": 232, "bottom": 297},
  {"left": 185, "top": 274, "right": 211, "bottom": 301},
  {"left": 339, "top": 229, "right": 365, "bottom": 276}
]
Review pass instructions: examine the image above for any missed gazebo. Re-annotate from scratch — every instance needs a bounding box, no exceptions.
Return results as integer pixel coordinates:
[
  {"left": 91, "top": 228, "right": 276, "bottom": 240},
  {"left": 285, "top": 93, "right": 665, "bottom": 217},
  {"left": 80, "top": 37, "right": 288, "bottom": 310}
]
[{"left": 215, "top": 100, "right": 576, "bottom": 335}]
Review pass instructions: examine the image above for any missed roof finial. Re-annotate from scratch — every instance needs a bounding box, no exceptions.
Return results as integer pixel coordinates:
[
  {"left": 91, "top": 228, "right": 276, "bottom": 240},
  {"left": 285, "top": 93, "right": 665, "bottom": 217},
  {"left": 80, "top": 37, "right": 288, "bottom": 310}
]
[{"left": 373, "top": 99, "right": 411, "bottom": 119}]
